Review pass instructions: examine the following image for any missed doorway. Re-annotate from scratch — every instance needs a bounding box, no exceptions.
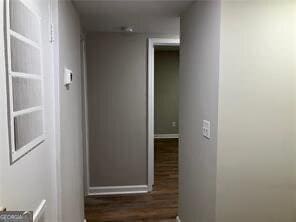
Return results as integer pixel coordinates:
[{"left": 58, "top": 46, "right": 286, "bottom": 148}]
[
  {"left": 153, "top": 45, "right": 179, "bottom": 210},
  {"left": 147, "top": 38, "right": 180, "bottom": 191}
]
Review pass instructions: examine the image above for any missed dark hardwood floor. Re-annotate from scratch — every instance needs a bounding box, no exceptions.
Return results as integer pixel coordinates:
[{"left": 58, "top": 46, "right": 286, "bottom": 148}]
[{"left": 85, "top": 138, "right": 179, "bottom": 222}]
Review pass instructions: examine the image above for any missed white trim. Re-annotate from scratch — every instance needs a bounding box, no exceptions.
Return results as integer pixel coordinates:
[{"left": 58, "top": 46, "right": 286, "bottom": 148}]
[
  {"left": 33, "top": 200, "right": 46, "bottom": 222},
  {"left": 51, "top": 0, "right": 62, "bottom": 220},
  {"left": 11, "top": 135, "right": 45, "bottom": 162},
  {"left": 6, "top": 0, "right": 15, "bottom": 162},
  {"left": 176, "top": 216, "right": 181, "bottom": 222},
  {"left": 147, "top": 38, "right": 180, "bottom": 192},
  {"left": 88, "top": 185, "right": 148, "bottom": 196},
  {"left": 12, "top": 106, "right": 42, "bottom": 117},
  {"left": 10, "top": 30, "right": 40, "bottom": 49},
  {"left": 154, "top": 134, "right": 179, "bottom": 139},
  {"left": 11, "top": 72, "right": 42, "bottom": 80}
]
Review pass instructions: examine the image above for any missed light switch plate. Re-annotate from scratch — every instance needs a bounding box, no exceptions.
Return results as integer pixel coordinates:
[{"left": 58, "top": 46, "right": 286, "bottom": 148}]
[{"left": 202, "top": 120, "right": 211, "bottom": 139}]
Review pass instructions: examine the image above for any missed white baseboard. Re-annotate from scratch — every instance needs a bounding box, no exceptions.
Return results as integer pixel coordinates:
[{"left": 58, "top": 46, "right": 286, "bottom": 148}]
[
  {"left": 176, "top": 216, "right": 181, "bottom": 222},
  {"left": 88, "top": 185, "right": 148, "bottom": 196},
  {"left": 154, "top": 134, "right": 179, "bottom": 139}
]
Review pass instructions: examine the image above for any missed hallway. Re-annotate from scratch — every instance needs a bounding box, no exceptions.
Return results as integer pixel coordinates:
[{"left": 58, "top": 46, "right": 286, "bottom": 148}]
[
  {"left": 85, "top": 139, "right": 178, "bottom": 222},
  {"left": 1, "top": 1, "right": 296, "bottom": 221}
]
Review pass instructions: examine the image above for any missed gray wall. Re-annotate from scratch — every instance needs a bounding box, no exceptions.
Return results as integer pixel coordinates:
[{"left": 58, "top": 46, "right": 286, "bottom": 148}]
[
  {"left": 216, "top": 2, "right": 296, "bottom": 222},
  {"left": 178, "top": 1, "right": 220, "bottom": 222},
  {"left": 57, "top": 1, "right": 84, "bottom": 221},
  {"left": 86, "top": 32, "right": 148, "bottom": 186},
  {"left": 154, "top": 50, "right": 179, "bottom": 135},
  {"left": 0, "top": 0, "right": 58, "bottom": 221}
]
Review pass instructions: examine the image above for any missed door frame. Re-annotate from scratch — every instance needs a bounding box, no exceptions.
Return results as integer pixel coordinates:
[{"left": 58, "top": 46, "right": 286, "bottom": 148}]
[{"left": 147, "top": 38, "right": 180, "bottom": 191}]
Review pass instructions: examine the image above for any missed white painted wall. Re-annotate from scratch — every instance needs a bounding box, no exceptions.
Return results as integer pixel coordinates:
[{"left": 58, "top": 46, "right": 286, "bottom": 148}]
[
  {"left": 216, "top": 1, "right": 296, "bottom": 222},
  {"left": 85, "top": 32, "right": 178, "bottom": 191},
  {"left": 56, "top": 1, "right": 84, "bottom": 221},
  {"left": 155, "top": 50, "right": 179, "bottom": 135},
  {"left": 180, "top": 1, "right": 296, "bottom": 222},
  {"left": 0, "top": 0, "right": 58, "bottom": 221},
  {"left": 178, "top": 1, "right": 221, "bottom": 221},
  {"left": 294, "top": 3, "right": 296, "bottom": 216},
  {"left": 86, "top": 33, "right": 148, "bottom": 187},
  {"left": 0, "top": 1, "right": 85, "bottom": 221}
]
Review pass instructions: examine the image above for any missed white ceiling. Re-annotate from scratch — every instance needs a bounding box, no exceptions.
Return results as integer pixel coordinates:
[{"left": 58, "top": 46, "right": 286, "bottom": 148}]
[{"left": 72, "top": 0, "right": 194, "bottom": 34}]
